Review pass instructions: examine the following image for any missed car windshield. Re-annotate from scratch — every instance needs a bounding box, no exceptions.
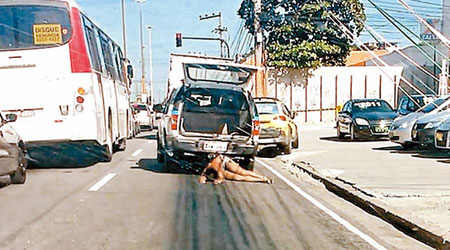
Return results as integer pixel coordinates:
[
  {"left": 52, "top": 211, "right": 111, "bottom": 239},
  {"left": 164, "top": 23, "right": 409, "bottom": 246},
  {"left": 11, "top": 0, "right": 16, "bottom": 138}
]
[
  {"left": 418, "top": 97, "right": 449, "bottom": 113},
  {"left": 352, "top": 100, "right": 393, "bottom": 113},
  {"left": 185, "top": 64, "right": 252, "bottom": 84},
  {"left": 0, "top": 3, "right": 72, "bottom": 51},
  {"left": 256, "top": 102, "right": 279, "bottom": 114}
]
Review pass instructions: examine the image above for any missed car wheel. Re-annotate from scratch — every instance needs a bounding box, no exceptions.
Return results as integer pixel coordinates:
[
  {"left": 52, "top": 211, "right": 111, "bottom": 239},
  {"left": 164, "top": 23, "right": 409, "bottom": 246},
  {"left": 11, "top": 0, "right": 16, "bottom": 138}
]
[
  {"left": 157, "top": 138, "right": 165, "bottom": 163},
  {"left": 10, "top": 149, "right": 27, "bottom": 184},
  {"left": 292, "top": 129, "right": 299, "bottom": 149},
  {"left": 102, "top": 114, "right": 114, "bottom": 162},
  {"left": 337, "top": 124, "right": 345, "bottom": 139},
  {"left": 284, "top": 131, "right": 292, "bottom": 154},
  {"left": 241, "top": 156, "right": 255, "bottom": 171},
  {"left": 350, "top": 124, "right": 357, "bottom": 141}
]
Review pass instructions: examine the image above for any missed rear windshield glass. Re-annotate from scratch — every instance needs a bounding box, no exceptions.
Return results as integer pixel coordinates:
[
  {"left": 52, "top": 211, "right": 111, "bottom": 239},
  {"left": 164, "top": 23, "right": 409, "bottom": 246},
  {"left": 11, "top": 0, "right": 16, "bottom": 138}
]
[
  {"left": 0, "top": 3, "right": 71, "bottom": 51},
  {"left": 133, "top": 104, "right": 147, "bottom": 111},
  {"left": 418, "top": 97, "right": 449, "bottom": 113},
  {"left": 182, "top": 88, "right": 249, "bottom": 111},
  {"left": 352, "top": 100, "right": 393, "bottom": 112},
  {"left": 185, "top": 64, "right": 252, "bottom": 84},
  {"left": 256, "top": 102, "right": 279, "bottom": 114}
]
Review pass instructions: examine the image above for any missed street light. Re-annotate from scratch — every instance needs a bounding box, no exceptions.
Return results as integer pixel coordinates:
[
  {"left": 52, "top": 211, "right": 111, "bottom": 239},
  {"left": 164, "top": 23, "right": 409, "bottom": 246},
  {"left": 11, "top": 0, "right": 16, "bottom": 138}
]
[
  {"left": 136, "top": 0, "right": 147, "bottom": 103},
  {"left": 147, "top": 25, "right": 154, "bottom": 109}
]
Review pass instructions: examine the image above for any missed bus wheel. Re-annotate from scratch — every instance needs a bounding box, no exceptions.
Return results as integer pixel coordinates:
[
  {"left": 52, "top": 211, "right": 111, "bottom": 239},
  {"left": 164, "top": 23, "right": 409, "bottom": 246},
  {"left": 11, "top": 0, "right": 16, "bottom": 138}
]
[{"left": 102, "top": 114, "right": 113, "bottom": 162}]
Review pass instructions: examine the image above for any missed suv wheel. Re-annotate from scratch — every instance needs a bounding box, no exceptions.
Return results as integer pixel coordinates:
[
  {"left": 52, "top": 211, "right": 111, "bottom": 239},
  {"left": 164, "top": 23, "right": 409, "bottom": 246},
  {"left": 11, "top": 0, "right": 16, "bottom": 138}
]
[
  {"left": 10, "top": 149, "right": 27, "bottom": 184},
  {"left": 241, "top": 156, "right": 255, "bottom": 171}
]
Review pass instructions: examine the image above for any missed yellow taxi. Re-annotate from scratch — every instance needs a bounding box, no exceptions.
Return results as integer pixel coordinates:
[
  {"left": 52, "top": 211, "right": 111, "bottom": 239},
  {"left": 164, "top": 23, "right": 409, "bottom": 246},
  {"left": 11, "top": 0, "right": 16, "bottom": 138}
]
[{"left": 255, "top": 97, "right": 299, "bottom": 154}]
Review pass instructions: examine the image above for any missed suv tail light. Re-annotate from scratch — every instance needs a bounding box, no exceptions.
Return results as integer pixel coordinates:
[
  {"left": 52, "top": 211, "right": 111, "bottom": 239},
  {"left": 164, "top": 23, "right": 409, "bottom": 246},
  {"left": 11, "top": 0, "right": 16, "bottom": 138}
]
[
  {"left": 252, "top": 119, "right": 260, "bottom": 136},
  {"left": 171, "top": 110, "right": 179, "bottom": 130}
]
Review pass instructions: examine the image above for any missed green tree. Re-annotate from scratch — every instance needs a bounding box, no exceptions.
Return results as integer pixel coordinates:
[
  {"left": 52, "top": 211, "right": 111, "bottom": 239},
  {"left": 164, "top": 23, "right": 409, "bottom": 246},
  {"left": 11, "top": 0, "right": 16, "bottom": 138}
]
[{"left": 238, "top": 0, "right": 366, "bottom": 69}]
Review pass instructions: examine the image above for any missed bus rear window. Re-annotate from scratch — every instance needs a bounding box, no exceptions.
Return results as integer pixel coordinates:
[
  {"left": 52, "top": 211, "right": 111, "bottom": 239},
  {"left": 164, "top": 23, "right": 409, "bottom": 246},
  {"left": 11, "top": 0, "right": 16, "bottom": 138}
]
[{"left": 0, "top": 4, "right": 71, "bottom": 51}]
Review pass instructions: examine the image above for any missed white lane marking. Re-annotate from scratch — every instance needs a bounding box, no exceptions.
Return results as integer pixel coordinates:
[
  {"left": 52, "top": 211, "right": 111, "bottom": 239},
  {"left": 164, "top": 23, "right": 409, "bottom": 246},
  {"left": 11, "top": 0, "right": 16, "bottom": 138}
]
[
  {"left": 88, "top": 173, "right": 117, "bottom": 192},
  {"left": 132, "top": 149, "right": 143, "bottom": 157},
  {"left": 256, "top": 159, "right": 387, "bottom": 250}
]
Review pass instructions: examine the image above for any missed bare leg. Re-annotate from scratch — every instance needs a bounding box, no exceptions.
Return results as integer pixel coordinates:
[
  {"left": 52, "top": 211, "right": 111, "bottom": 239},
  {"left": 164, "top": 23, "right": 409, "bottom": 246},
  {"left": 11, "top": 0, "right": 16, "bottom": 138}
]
[
  {"left": 224, "top": 157, "right": 270, "bottom": 179},
  {"left": 222, "top": 170, "right": 267, "bottom": 182}
]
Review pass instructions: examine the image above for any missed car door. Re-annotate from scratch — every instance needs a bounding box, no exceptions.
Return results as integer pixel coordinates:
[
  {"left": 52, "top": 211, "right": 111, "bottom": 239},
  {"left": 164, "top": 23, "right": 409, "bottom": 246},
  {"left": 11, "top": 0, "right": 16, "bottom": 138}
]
[
  {"left": 339, "top": 101, "right": 352, "bottom": 133},
  {"left": 281, "top": 103, "right": 297, "bottom": 136}
]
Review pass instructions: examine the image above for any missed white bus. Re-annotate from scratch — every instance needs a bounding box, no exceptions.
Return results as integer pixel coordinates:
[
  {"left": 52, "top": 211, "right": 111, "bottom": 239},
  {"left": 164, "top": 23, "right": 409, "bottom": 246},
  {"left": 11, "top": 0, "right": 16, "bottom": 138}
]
[{"left": 0, "top": 0, "right": 132, "bottom": 164}]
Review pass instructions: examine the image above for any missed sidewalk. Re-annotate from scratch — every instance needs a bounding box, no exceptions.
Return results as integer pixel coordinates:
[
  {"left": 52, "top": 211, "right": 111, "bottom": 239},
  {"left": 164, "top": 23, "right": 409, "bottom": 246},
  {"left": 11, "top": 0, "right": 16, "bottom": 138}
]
[{"left": 281, "top": 128, "right": 450, "bottom": 249}]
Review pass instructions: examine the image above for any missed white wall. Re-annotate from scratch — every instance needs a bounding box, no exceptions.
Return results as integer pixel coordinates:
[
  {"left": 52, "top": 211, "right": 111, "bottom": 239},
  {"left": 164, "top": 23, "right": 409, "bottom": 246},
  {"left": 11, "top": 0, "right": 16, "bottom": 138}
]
[{"left": 266, "top": 66, "right": 403, "bottom": 124}]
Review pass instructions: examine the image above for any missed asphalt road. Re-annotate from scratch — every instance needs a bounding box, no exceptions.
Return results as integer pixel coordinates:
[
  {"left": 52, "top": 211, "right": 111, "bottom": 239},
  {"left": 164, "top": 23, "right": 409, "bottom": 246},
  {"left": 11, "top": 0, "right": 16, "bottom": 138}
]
[{"left": 0, "top": 131, "right": 429, "bottom": 250}]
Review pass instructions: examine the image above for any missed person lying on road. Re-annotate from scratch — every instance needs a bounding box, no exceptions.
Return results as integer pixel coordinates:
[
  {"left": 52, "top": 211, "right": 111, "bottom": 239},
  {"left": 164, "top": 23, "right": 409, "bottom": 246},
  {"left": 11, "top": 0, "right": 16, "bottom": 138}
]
[{"left": 199, "top": 154, "right": 273, "bottom": 185}]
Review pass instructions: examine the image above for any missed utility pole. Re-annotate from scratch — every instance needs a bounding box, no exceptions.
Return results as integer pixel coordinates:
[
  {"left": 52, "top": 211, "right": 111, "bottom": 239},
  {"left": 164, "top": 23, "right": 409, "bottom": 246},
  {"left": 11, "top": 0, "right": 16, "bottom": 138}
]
[
  {"left": 440, "top": 59, "right": 449, "bottom": 95},
  {"left": 121, "top": 0, "right": 127, "bottom": 59},
  {"left": 254, "top": 0, "right": 264, "bottom": 96},
  {"left": 199, "top": 12, "right": 228, "bottom": 58},
  {"left": 136, "top": 0, "right": 147, "bottom": 103},
  {"left": 147, "top": 26, "right": 154, "bottom": 109}
]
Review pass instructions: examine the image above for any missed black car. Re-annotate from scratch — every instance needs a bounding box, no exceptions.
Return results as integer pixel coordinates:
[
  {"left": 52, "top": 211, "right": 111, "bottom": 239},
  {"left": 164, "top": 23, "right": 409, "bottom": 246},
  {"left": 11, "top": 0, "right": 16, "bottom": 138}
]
[{"left": 337, "top": 99, "right": 398, "bottom": 140}]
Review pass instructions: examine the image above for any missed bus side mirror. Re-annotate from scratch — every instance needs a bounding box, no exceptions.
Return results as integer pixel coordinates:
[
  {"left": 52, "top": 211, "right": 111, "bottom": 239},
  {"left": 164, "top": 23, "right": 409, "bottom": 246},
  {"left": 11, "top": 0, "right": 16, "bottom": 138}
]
[
  {"left": 127, "top": 65, "right": 134, "bottom": 79},
  {"left": 153, "top": 104, "right": 163, "bottom": 113}
]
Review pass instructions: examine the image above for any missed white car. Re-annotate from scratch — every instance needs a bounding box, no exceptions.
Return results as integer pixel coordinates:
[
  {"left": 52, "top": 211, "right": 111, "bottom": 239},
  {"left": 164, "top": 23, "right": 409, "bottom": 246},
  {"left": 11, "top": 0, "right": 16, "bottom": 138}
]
[
  {"left": 0, "top": 113, "right": 27, "bottom": 184},
  {"left": 133, "top": 104, "right": 154, "bottom": 130},
  {"left": 389, "top": 96, "right": 450, "bottom": 148}
]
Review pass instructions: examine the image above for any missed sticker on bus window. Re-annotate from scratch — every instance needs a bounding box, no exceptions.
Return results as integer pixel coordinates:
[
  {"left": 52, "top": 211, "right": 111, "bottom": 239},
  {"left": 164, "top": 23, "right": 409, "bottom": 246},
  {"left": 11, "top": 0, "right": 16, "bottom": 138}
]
[{"left": 33, "top": 24, "right": 63, "bottom": 45}]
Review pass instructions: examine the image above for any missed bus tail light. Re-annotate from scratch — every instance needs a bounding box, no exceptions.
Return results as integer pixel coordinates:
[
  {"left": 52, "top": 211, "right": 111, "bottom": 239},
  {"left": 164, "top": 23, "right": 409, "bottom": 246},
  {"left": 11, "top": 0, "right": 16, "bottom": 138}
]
[
  {"left": 75, "top": 104, "right": 84, "bottom": 112},
  {"left": 78, "top": 87, "right": 87, "bottom": 95},
  {"left": 76, "top": 96, "right": 84, "bottom": 104},
  {"left": 252, "top": 119, "right": 260, "bottom": 136}
]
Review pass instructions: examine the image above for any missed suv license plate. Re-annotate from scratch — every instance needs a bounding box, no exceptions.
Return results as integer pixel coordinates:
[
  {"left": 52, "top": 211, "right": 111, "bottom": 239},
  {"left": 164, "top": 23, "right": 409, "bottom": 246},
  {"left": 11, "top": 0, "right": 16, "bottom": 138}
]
[{"left": 203, "top": 141, "right": 228, "bottom": 152}]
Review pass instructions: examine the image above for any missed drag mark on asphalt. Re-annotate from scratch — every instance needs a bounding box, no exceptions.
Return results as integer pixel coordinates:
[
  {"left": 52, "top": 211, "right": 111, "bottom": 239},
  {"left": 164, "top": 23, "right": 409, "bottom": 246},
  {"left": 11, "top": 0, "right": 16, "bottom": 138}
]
[
  {"left": 132, "top": 149, "right": 143, "bottom": 157},
  {"left": 256, "top": 159, "right": 387, "bottom": 250},
  {"left": 88, "top": 173, "right": 117, "bottom": 192}
]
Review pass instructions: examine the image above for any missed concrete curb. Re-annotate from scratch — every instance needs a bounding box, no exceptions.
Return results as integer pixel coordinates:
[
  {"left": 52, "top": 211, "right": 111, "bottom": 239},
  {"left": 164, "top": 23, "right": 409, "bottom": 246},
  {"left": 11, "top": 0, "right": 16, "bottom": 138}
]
[{"left": 292, "top": 162, "right": 450, "bottom": 250}]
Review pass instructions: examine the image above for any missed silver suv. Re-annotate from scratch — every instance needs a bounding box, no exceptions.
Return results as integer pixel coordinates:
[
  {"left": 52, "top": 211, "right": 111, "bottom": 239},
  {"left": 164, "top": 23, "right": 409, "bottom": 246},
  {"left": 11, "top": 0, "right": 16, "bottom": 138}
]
[{"left": 155, "top": 63, "right": 259, "bottom": 170}]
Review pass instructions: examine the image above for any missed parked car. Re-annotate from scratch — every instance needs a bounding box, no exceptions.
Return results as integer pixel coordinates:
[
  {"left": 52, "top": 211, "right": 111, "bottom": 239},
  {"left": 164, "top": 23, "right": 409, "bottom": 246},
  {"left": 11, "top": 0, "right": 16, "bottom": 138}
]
[
  {"left": 390, "top": 96, "right": 450, "bottom": 149},
  {"left": 397, "top": 95, "right": 435, "bottom": 116},
  {"left": 0, "top": 113, "right": 27, "bottom": 184},
  {"left": 130, "top": 105, "right": 141, "bottom": 137},
  {"left": 156, "top": 62, "right": 258, "bottom": 170},
  {"left": 336, "top": 99, "right": 397, "bottom": 140},
  {"left": 133, "top": 103, "right": 154, "bottom": 130},
  {"left": 411, "top": 110, "right": 450, "bottom": 148},
  {"left": 254, "top": 97, "right": 298, "bottom": 154},
  {"left": 435, "top": 118, "right": 450, "bottom": 149}
]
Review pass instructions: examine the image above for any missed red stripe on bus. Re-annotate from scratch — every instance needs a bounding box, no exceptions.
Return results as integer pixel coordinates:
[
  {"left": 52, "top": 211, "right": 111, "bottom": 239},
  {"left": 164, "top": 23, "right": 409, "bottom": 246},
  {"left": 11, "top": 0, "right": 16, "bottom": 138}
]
[{"left": 69, "top": 7, "right": 91, "bottom": 73}]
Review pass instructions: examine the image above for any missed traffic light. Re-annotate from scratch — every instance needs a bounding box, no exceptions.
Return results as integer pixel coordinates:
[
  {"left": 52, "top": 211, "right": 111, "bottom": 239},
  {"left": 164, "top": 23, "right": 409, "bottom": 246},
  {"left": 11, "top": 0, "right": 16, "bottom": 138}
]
[{"left": 176, "top": 33, "right": 182, "bottom": 47}]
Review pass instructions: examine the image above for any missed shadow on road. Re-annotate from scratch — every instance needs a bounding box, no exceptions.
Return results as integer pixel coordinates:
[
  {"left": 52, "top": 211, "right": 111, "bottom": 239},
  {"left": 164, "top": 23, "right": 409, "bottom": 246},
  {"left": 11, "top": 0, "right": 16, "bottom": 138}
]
[
  {"left": 135, "top": 134, "right": 157, "bottom": 140},
  {"left": 257, "top": 147, "right": 278, "bottom": 158},
  {"left": 136, "top": 158, "right": 200, "bottom": 175},
  {"left": 320, "top": 136, "right": 389, "bottom": 143},
  {"left": 373, "top": 145, "right": 450, "bottom": 162}
]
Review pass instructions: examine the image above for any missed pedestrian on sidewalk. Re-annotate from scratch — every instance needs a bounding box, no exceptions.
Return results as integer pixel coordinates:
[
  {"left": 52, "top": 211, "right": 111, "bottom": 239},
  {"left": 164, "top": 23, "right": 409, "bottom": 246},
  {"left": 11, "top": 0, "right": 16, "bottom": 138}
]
[{"left": 199, "top": 154, "right": 273, "bottom": 185}]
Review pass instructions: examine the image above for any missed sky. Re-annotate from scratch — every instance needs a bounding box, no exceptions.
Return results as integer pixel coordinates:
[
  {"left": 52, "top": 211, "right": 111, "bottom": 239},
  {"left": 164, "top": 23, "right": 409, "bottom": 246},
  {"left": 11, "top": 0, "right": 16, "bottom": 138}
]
[{"left": 76, "top": 0, "right": 445, "bottom": 103}]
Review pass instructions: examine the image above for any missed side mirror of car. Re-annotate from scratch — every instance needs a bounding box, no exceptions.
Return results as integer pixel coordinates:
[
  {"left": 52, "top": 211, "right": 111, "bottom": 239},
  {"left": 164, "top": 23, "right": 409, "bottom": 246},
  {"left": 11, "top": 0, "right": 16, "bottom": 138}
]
[
  {"left": 127, "top": 65, "right": 134, "bottom": 79},
  {"left": 5, "top": 113, "right": 17, "bottom": 123},
  {"left": 153, "top": 104, "right": 163, "bottom": 113}
]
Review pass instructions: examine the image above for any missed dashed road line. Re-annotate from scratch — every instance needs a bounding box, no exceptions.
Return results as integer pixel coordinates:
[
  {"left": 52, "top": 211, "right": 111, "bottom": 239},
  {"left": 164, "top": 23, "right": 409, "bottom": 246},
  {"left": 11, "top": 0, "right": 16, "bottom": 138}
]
[
  {"left": 132, "top": 149, "right": 143, "bottom": 157},
  {"left": 256, "top": 159, "right": 387, "bottom": 250},
  {"left": 88, "top": 173, "right": 117, "bottom": 192}
]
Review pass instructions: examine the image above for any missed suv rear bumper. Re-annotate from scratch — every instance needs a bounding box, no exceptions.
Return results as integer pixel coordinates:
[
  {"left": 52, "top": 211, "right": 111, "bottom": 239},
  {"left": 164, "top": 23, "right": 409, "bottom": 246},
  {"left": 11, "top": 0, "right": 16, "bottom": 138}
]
[{"left": 170, "top": 138, "right": 256, "bottom": 157}]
